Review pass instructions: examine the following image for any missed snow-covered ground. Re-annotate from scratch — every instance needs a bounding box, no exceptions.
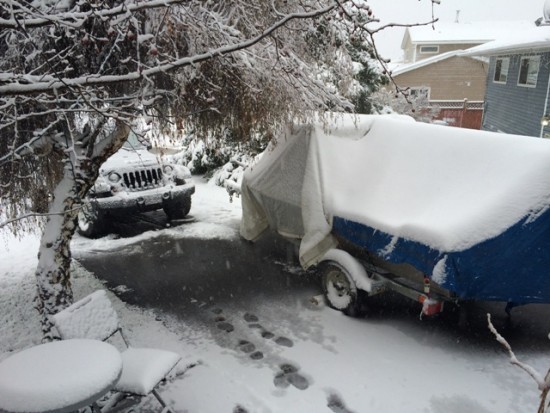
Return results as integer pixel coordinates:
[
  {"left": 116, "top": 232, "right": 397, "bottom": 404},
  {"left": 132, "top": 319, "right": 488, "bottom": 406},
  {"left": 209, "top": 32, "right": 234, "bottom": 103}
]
[{"left": 1, "top": 177, "right": 549, "bottom": 413}]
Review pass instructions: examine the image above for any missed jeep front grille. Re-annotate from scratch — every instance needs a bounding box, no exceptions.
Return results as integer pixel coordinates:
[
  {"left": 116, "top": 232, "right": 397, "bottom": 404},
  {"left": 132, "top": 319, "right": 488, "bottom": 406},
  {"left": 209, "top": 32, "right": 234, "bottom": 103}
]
[{"left": 122, "top": 168, "right": 163, "bottom": 191}]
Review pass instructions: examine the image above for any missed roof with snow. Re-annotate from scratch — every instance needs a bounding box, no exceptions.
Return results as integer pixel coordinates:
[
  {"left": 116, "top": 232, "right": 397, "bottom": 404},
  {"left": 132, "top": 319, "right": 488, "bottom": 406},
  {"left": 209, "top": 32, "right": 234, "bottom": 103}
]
[
  {"left": 402, "top": 21, "right": 535, "bottom": 48},
  {"left": 461, "top": 24, "right": 550, "bottom": 56},
  {"left": 391, "top": 50, "right": 486, "bottom": 76}
]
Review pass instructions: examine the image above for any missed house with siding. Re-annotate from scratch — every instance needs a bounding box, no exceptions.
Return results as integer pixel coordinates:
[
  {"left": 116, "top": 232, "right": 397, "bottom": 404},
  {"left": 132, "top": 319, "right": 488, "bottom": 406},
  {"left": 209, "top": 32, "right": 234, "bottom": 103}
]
[
  {"left": 462, "top": 10, "right": 550, "bottom": 137},
  {"left": 391, "top": 21, "right": 533, "bottom": 128}
]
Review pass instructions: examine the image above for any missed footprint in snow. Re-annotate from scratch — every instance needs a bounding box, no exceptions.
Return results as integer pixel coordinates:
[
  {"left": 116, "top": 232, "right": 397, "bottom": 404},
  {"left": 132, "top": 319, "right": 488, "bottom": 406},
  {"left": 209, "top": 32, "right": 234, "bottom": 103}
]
[
  {"left": 273, "top": 363, "right": 309, "bottom": 390},
  {"left": 327, "top": 393, "right": 356, "bottom": 413},
  {"left": 237, "top": 340, "right": 256, "bottom": 353},
  {"left": 261, "top": 331, "right": 275, "bottom": 339},
  {"left": 216, "top": 322, "right": 234, "bottom": 333},
  {"left": 210, "top": 308, "right": 234, "bottom": 332},
  {"left": 274, "top": 336, "right": 293, "bottom": 347},
  {"left": 243, "top": 313, "right": 259, "bottom": 323},
  {"left": 244, "top": 313, "right": 294, "bottom": 347},
  {"left": 236, "top": 338, "right": 263, "bottom": 359}
]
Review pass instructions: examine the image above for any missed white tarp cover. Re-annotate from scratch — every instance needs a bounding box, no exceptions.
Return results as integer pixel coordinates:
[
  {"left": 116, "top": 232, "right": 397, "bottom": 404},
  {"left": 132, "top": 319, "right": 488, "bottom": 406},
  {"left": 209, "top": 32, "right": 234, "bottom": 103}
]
[{"left": 240, "top": 114, "right": 550, "bottom": 270}]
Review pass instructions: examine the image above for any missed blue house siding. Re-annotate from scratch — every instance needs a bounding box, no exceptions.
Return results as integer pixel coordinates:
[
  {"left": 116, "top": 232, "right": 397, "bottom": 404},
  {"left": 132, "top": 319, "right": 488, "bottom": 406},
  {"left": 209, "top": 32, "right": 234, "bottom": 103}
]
[{"left": 482, "top": 52, "right": 550, "bottom": 137}]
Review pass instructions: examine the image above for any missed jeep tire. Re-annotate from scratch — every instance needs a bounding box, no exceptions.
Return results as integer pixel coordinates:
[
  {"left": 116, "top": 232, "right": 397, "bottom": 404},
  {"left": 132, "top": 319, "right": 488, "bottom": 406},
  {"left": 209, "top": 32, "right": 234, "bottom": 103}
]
[
  {"left": 77, "top": 202, "right": 105, "bottom": 238},
  {"left": 164, "top": 196, "right": 191, "bottom": 220}
]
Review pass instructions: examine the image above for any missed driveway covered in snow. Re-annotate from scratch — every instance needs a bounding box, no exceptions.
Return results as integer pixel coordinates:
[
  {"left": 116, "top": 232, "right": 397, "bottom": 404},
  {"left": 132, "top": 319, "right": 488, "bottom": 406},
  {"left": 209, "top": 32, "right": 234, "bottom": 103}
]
[{"left": 69, "top": 177, "right": 550, "bottom": 413}]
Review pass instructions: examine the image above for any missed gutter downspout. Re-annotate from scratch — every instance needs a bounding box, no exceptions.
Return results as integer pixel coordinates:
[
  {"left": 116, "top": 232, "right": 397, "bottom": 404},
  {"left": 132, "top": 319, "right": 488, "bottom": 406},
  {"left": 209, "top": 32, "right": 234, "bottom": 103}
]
[{"left": 540, "top": 69, "right": 550, "bottom": 138}]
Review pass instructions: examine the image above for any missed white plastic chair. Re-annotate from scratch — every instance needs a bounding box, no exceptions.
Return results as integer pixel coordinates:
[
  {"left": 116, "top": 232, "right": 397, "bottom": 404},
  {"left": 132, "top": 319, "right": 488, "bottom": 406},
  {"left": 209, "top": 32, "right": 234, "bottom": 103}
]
[{"left": 52, "top": 290, "right": 181, "bottom": 413}]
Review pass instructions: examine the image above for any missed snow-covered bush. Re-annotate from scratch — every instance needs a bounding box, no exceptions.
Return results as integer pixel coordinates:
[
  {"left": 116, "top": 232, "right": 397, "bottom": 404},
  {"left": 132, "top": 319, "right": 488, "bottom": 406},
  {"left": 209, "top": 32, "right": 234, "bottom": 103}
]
[
  {"left": 211, "top": 153, "right": 263, "bottom": 201},
  {"left": 165, "top": 128, "right": 266, "bottom": 201},
  {"left": 170, "top": 129, "right": 268, "bottom": 176}
]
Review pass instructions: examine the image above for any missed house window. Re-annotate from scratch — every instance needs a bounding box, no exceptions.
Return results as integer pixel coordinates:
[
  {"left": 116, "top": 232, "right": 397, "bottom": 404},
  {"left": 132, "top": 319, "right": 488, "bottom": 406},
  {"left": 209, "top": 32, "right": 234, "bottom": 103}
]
[
  {"left": 518, "top": 55, "right": 540, "bottom": 87},
  {"left": 493, "top": 58, "right": 510, "bottom": 83},
  {"left": 409, "top": 87, "right": 430, "bottom": 100},
  {"left": 419, "top": 45, "right": 439, "bottom": 54}
]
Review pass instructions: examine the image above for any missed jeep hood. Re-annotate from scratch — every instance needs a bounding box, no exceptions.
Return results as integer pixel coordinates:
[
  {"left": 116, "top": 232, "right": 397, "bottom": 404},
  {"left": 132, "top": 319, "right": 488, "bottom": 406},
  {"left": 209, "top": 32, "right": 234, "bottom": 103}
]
[{"left": 101, "top": 148, "right": 160, "bottom": 172}]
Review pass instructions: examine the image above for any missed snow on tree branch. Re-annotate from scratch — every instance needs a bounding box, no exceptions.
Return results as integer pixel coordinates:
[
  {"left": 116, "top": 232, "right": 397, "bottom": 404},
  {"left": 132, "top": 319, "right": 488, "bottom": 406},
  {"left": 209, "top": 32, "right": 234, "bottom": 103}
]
[
  {"left": 487, "top": 314, "right": 550, "bottom": 413},
  {"left": 0, "top": 3, "right": 337, "bottom": 95},
  {"left": 0, "top": 0, "right": 191, "bottom": 30},
  {"left": 0, "top": 206, "right": 82, "bottom": 231},
  {"left": 487, "top": 314, "right": 546, "bottom": 388}
]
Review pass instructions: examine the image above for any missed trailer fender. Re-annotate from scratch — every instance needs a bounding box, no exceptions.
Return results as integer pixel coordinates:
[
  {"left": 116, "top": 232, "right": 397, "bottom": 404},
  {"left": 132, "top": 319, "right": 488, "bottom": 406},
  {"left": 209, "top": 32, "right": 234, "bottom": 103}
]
[{"left": 320, "top": 249, "right": 373, "bottom": 293}]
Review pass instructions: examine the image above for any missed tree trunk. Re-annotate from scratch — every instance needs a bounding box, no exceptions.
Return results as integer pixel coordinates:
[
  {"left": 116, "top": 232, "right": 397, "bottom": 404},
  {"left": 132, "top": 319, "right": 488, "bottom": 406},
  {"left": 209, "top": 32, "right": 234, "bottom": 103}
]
[
  {"left": 34, "top": 171, "right": 79, "bottom": 341},
  {"left": 35, "top": 122, "right": 130, "bottom": 341}
]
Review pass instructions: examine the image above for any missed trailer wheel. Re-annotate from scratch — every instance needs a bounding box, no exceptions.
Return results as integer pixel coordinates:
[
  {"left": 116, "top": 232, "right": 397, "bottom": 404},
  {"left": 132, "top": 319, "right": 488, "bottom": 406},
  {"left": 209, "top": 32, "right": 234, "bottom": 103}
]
[{"left": 321, "top": 262, "right": 363, "bottom": 317}]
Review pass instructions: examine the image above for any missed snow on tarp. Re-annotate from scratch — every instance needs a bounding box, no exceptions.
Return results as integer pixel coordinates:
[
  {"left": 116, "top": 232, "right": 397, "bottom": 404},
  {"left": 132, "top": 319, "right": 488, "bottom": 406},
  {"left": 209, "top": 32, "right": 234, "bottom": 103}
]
[{"left": 240, "top": 114, "right": 550, "bottom": 304}]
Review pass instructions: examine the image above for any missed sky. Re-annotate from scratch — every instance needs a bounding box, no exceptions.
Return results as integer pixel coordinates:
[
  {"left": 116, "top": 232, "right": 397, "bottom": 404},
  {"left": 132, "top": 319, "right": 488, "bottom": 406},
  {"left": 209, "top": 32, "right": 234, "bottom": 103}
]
[{"left": 368, "top": 0, "right": 547, "bottom": 61}]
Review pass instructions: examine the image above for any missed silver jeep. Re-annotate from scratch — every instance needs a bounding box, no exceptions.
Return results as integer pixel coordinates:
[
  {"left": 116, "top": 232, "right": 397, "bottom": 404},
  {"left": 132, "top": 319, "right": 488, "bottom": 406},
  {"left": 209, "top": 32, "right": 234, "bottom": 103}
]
[{"left": 77, "top": 134, "right": 195, "bottom": 237}]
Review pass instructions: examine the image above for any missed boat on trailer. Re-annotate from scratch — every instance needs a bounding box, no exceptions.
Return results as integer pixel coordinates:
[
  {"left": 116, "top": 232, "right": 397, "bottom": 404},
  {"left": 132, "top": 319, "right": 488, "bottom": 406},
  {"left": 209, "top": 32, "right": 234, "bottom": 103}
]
[{"left": 239, "top": 113, "right": 550, "bottom": 316}]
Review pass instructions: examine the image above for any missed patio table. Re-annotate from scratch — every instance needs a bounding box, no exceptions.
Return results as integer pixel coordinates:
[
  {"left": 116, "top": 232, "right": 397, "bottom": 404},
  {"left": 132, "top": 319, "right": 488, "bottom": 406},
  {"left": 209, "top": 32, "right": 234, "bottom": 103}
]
[{"left": 0, "top": 338, "right": 122, "bottom": 413}]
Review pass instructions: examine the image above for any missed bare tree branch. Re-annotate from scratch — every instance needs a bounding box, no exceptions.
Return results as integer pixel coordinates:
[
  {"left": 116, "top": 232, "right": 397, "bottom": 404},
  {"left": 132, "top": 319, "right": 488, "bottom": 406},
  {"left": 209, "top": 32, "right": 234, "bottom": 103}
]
[{"left": 0, "top": 206, "right": 83, "bottom": 230}]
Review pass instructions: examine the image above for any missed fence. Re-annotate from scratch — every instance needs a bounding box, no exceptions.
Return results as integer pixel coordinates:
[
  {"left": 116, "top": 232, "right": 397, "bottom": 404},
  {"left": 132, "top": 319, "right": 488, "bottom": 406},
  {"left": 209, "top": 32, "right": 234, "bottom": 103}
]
[{"left": 430, "top": 100, "right": 484, "bottom": 130}]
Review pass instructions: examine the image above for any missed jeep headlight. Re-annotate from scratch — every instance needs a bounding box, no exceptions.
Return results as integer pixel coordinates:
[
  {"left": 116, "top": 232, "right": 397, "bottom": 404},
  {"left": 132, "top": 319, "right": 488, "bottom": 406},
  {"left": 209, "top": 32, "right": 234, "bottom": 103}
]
[
  {"left": 108, "top": 172, "right": 122, "bottom": 183},
  {"left": 163, "top": 165, "right": 174, "bottom": 175},
  {"left": 90, "top": 180, "right": 112, "bottom": 197}
]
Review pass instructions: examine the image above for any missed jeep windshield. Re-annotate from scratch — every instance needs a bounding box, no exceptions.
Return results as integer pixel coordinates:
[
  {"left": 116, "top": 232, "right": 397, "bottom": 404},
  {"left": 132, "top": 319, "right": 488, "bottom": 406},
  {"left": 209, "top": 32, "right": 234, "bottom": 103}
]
[{"left": 123, "top": 132, "right": 149, "bottom": 151}]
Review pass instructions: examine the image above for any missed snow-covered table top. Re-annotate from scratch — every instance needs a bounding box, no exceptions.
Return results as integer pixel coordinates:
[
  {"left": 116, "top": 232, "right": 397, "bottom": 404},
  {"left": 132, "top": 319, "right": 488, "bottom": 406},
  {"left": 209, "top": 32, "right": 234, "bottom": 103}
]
[{"left": 0, "top": 339, "right": 122, "bottom": 413}]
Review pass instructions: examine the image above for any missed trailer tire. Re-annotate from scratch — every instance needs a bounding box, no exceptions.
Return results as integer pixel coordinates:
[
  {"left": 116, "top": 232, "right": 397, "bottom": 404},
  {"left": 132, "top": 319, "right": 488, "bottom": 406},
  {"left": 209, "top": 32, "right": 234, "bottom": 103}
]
[{"left": 321, "top": 261, "right": 364, "bottom": 317}]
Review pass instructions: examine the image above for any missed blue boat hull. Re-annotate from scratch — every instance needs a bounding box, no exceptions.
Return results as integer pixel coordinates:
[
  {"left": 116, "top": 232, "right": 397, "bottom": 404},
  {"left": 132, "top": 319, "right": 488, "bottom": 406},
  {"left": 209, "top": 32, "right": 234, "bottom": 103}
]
[{"left": 333, "top": 212, "right": 550, "bottom": 305}]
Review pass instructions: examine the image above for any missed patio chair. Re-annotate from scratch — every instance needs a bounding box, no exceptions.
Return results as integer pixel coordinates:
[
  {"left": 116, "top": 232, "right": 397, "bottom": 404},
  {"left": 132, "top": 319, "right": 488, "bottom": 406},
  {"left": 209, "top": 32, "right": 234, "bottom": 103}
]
[{"left": 52, "top": 290, "right": 181, "bottom": 413}]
